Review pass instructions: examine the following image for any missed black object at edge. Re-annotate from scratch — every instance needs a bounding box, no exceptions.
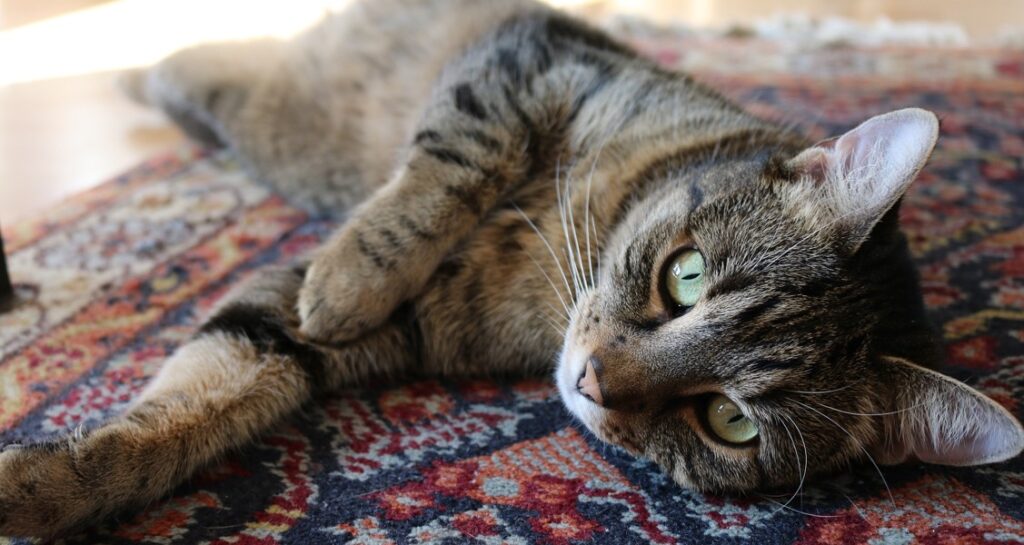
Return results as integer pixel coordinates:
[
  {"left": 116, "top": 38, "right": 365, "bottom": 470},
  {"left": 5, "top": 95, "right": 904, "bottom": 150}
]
[{"left": 0, "top": 224, "right": 13, "bottom": 313}]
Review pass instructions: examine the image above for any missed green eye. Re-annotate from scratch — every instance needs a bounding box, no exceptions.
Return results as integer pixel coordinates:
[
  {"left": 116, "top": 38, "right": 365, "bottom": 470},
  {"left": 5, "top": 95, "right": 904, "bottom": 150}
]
[
  {"left": 665, "top": 249, "right": 705, "bottom": 308},
  {"left": 706, "top": 394, "right": 758, "bottom": 444}
]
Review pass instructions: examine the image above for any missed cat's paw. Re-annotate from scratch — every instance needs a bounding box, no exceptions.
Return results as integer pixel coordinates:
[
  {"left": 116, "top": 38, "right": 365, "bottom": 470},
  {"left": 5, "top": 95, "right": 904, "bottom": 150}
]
[
  {"left": 0, "top": 442, "right": 94, "bottom": 539},
  {"left": 297, "top": 240, "right": 400, "bottom": 344}
]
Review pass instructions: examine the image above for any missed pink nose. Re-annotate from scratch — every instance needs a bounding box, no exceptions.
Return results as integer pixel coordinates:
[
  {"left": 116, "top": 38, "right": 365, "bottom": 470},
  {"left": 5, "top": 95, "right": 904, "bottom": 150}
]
[{"left": 576, "top": 357, "right": 603, "bottom": 405}]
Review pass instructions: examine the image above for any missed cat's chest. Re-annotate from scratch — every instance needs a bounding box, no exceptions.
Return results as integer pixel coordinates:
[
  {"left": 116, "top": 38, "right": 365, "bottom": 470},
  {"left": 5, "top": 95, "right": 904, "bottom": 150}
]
[{"left": 412, "top": 180, "right": 583, "bottom": 375}]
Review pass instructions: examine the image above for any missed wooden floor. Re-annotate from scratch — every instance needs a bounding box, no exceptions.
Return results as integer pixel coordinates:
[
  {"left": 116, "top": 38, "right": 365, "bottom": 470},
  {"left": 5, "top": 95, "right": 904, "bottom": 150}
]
[
  {"left": 0, "top": 73, "right": 184, "bottom": 222},
  {"left": 1, "top": 0, "right": 1022, "bottom": 223}
]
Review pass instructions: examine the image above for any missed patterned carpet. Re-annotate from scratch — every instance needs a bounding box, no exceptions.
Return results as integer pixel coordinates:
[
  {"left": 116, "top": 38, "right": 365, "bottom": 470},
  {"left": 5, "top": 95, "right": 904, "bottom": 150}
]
[{"left": 2, "top": 29, "right": 1024, "bottom": 545}]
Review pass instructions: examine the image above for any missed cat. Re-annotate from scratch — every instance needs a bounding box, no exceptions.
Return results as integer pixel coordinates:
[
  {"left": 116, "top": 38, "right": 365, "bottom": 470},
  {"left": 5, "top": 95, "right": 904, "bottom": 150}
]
[{"left": 1, "top": 0, "right": 1022, "bottom": 538}]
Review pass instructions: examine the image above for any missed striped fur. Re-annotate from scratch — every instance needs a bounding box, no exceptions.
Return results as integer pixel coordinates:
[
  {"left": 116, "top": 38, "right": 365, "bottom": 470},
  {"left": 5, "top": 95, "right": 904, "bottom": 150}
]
[{"left": 2, "top": 0, "right": 1021, "bottom": 538}]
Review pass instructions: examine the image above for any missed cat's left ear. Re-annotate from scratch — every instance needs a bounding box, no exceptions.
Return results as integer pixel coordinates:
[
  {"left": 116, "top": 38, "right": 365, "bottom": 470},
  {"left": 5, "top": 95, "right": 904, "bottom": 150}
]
[
  {"left": 871, "top": 356, "right": 1024, "bottom": 466},
  {"left": 785, "top": 108, "right": 939, "bottom": 252}
]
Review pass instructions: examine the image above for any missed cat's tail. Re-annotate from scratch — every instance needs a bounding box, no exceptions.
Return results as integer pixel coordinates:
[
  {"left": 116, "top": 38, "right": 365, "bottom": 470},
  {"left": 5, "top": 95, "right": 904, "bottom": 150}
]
[{"left": 0, "top": 265, "right": 414, "bottom": 539}]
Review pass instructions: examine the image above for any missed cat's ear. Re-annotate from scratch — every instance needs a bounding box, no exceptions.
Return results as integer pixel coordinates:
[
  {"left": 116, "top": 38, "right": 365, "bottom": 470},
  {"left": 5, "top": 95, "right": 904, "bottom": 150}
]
[
  {"left": 871, "top": 356, "right": 1024, "bottom": 466},
  {"left": 785, "top": 108, "right": 939, "bottom": 252}
]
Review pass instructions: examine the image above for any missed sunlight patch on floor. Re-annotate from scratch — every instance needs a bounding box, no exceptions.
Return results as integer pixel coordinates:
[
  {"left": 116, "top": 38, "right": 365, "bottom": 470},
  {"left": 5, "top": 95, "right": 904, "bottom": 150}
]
[
  {"left": 0, "top": 0, "right": 609, "bottom": 87},
  {"left": 0, "top": 0, "right": 351, "bottom": 86}
]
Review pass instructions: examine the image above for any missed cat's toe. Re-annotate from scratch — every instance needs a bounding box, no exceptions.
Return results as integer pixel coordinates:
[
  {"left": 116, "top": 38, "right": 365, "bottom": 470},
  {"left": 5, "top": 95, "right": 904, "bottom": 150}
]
[
  {"left": 297, "top": 292, "right": 377, "bottom": 344},
  {"left": 297, "top": 261, "right": 391, "bottom": 344},
  {"left": 297, "top": 293, "right": 348, "bottom": 343}
]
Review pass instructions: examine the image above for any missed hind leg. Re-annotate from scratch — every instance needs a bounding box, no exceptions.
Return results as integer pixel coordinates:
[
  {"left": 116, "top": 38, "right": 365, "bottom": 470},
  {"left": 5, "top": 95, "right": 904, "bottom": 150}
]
[
  {"left": 121, "top": 40, "right": 282, "bottom": 147},
  {"left": 123, "top": 37, "right": 371, "bottom": 214},
  {"left": 0, "top": 264, "right": 417, "bottom": 539}
]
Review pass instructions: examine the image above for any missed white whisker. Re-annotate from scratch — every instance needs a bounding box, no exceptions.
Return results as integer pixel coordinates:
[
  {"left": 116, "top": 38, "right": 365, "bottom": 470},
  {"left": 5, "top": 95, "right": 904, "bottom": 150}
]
[
  {"left": 565, "top": 165, "right": 589, "bottom": 292},
  {"left": 770, "top": 417, "right": 800, "bottom": 516},
  {"left": 757, "top": 496, "right": 840, "bottom": 518},
  {"left": 772, "top": 414, "right": 809, "bottom": 516},
  {"left": 838, "top": 490, "right": 867, "bottom": 521},
  {"left": 521, "top": 242, "right": 571, "bottom": 318},
  {"left": 793, "top": 399, "right": 895, "bottom": 508},
  {"left": 557, "top": 164, "right": 584, "bottom": 303},
  {"left": 583, "top": 162, "right": 595, "bottom": 288},
  {"left": 812, "top": 400, "right": 927, "bottom": 417},
  {"left": 539, "top": 312, "right": 567, "bottom": 336},
  {"left": 582, "top": 142, "right": 608, "bottom": 288},
  {"left": 561, "top": 170, "right": 585, "bottom": 301},
  {"left": 783, "top": 384, "right": 857, "bottom": 396},
  {"left": 554, "top": 165, "right": 574, "bottom": 296},
  {"left": 514, "top": 204, "right": 575, "bottom": 317},
  {"left": 544, "top": 301, "right": 569, "bottom": 325}
]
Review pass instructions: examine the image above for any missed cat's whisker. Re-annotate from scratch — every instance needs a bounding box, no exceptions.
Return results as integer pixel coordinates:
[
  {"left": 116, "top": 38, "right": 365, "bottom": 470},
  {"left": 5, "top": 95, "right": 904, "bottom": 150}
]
[
  {"left": 570, "top": 153, "right": 595, "bottom": 295},
  {"left": 522, "top": 245, "right": 572, "bottom": 319},
  {"left": 582, "top": 141, "right": 609, "bottom": 290},
  {"left": 544, "top": 301, "right": 570, "bottom": 325},
  {"left": 554, "top": 163, "right": 581, "bottom": 302},
  {"left": 513, "top": 204, "right": 575, "bottom": 318},
  {"left": 838, "top": 490, "right": 867, "bottom": 522},
  {"left": 583, "top": 159, "right": 596, "bottom": 288},
  {"left": 811, "top": 400, "right": 927, "bottom": 417},
  {"left": 771, "top": 417, "right": 801, "bottom": 516},
  {"left": 789, "top": 415, "right": 809, "bottom": 507},
  {"left": 757, "top": 495, "right": 840, "bottom": 518},
  {"left": 559, "top": 165, "right": 588, "bottom": 302},
  {"left": 793, "top": 399, "right": 896, "bottom": 508},
  {"left": 783, "top": 384, "right": 857, "bottom": 396},
  {"left": 564, "top": 164, "right": 589, "bottom": 293},
  {"left": 539, "top": 312, "right": 566, "bottom": 336},
  {"left": 774, "top": 414, "right": 810, "bottom": 516},
  {"left": 539, "top": 312, "right": 567, "bottom": 334}
]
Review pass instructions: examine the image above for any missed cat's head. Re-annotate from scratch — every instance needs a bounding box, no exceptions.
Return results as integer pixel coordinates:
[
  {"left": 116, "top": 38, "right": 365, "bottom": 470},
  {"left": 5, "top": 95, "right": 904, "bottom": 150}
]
[{"left": 557, "top": 108, "right": 1024, "bottom": 493}]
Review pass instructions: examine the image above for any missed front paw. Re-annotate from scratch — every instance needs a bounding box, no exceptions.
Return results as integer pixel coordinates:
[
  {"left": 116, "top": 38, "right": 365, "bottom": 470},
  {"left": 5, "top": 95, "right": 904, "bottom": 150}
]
[{"left": 297, "top": 245, "right": 401, "bottom": 344}]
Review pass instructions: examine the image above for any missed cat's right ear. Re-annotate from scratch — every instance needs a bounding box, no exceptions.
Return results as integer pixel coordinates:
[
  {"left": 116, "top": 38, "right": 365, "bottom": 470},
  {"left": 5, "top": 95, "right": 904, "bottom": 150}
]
[
  {"left": 784, "top": 108, "right": 939, "bottom": 253},
  {"left": 871, "top": 356, "right": 1024, "bottom": 467}
]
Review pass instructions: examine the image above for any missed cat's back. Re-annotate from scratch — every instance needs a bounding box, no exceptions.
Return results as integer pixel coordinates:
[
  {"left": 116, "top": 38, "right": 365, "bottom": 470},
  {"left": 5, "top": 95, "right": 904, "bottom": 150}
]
[{"left": 287, "top": 0, "right": 550, "bottom": 184}]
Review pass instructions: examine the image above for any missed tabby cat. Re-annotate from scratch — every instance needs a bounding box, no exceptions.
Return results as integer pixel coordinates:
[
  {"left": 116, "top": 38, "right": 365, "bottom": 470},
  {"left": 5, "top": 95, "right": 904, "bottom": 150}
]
[{"left": 2, "top": 0, "right": 1022, "bottom": 538}]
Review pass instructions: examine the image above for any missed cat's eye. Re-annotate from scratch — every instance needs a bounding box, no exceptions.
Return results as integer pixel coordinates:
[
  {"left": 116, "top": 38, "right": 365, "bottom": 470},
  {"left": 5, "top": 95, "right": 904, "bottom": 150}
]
[
  {"left": 665, "top": 249, "right": 705, "bottom": 308},
  {"left": 706, "top": 394, "right": 758, "bottom": 445}
]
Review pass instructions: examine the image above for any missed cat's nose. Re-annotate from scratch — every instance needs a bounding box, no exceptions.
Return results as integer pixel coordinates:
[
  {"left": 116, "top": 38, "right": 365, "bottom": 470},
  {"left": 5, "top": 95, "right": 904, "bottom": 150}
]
[{"left": 576, "top": 356, "right": 604, "bottom": 406}]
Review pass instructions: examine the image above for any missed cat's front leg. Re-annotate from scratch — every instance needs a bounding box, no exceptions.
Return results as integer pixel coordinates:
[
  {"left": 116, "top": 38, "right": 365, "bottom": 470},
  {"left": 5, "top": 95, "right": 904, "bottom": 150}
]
[
  {"left": 0, "top": 265, "right": 417, "bottom": 539},
  {"left": 298, "top": 73, "right": 544, "bottom": 343}
]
